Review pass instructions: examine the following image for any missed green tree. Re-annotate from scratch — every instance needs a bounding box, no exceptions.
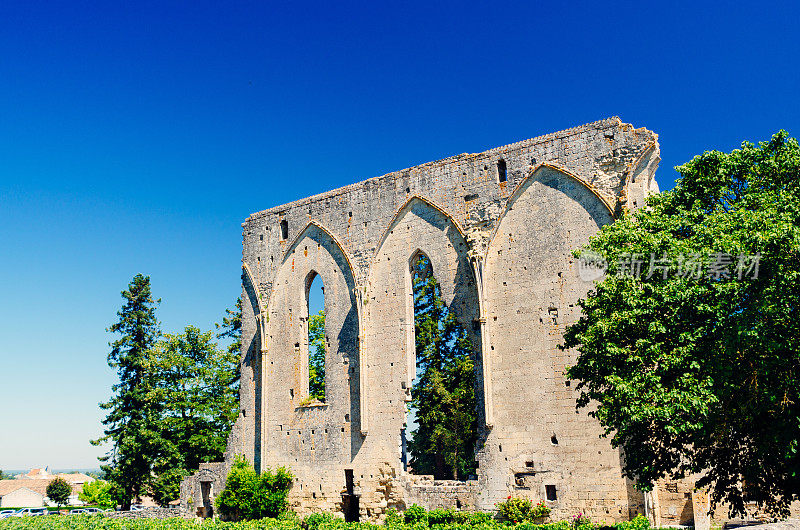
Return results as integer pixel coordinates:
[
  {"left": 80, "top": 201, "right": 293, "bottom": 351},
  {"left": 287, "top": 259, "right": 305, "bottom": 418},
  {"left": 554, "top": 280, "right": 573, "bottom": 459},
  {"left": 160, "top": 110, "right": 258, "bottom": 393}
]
[
  {"left": 149, "top": 325, "right": 239, "bottom": 504},
  {"left": 0, "top": 470, "right": 12, "bottom": 480},
  {"left": 91, "top": 273, "right": 165, "bottom": 510},
  {"left": 79, "top": 480, "right": 114, "bottom": 508},
  {"left": 217, "top": 297, "right": 243, "bottom": 359},
  {"left": 407, "top": 254, "right": 478, "bottom": 480},
  {"left": 563, "top": 131, "right": 800, "bottom": 516},
  {"left": 308, "top": 311, "right": 326, "bottom": 401},
  {"left": 215, "top": 456, "right": 293, "bottom": 521},
  {"left": 46, "top": 477, "right": 72, "bottom": 507},
  {"left": 149, "top": 468, "right": 189, "bottom": 507}
]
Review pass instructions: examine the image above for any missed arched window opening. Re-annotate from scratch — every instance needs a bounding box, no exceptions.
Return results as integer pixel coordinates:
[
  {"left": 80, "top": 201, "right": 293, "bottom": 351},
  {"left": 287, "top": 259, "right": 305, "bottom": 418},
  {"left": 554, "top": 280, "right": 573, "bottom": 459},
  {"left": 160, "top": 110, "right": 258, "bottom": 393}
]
[
  {"left": 497, "top": 159, "right": 507, "bottom": 183},
  {"left": 403, "top": 252, "right": 478, "bottom": 480},
  {"left": 306, "top": 271, "right": 326, "bottom": 402}
]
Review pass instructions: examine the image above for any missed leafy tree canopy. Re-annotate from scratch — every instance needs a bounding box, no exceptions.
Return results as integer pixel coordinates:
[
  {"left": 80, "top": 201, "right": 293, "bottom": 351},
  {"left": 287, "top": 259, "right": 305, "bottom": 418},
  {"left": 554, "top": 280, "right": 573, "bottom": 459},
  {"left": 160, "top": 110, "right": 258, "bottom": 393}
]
[
  {"left": 46, "top": 477, "right": 72, "bottom": 507},
  {"left": 151, "top": 325, "right": 240, "bottom": 471},
  {"left": 79, "top": 480, "right": 114, "bottom": 508},
  {"left": 563, "top": 131, "right": 800, "bottom": 516}
]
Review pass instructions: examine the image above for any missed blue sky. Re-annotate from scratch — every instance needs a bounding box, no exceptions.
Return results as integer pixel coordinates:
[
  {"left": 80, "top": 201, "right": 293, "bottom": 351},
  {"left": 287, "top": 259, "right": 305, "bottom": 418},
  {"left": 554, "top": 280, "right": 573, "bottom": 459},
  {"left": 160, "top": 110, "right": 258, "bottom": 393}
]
[{"left": 0, "top": 1, "right": 798, "bottom": 470}]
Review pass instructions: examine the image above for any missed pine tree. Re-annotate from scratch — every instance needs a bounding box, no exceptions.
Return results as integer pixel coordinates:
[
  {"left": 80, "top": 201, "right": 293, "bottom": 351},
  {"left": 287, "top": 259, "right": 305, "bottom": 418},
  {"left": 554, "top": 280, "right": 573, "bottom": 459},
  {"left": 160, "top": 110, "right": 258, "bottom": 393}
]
[
  {"left": 407, "top": 255, "right": 478, "bottom": 480},
  {"left": 91, "top": 274, "right": 163, "bottom": 510}
]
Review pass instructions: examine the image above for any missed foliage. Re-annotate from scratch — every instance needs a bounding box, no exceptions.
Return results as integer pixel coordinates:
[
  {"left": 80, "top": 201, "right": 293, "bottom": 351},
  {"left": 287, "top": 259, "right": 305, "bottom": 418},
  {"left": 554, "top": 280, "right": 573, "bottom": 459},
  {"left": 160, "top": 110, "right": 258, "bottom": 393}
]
[
  {"left": 91, "top": 273, "right": 163, "bottom": 510},
  {"left": 563, "top": 131, "right": 800, "bottom": 516},
  {"left": 308, "top": 311, "right": 326, "bottom": 401},
  {"left": 611, "top": 515, "right": 649, "bottom": 530},
  {"left": 495, "top": 497, "right": 550, "bottom": 524},
  {"left": 216, "top": 297, "right": 243, "bottom": 360},
  {"left": 45, "top": 477, "right": 72, "bottom": 507},
  {"left": 150, "top": 325, "right": 239, "bottom": 492},
  {"left": 0, "top": 470, "right": 12, "bottom": 480},
  {"left": 150, "top": 468, "right": 189, "bottom": 507},
  {"left": 0, "top": 511, "right": 648, "bottom": 530},
  {"left": 402, "top": 504, "right": 427, "bottom": 525},
  {"left": 408, "top": 254, "right": 478, "bottom": 480},
  {"left": 79, "top": 480, "right": 114, "bottom": 508},
  {"left": 303, "top": 512, "right": 337, "bottom": 530},
  {"left": 215, "top": 456, "right": 294, "bottom": 521},
  {"left": 569, "top": 513, "right": 591, "bottom": 530}
]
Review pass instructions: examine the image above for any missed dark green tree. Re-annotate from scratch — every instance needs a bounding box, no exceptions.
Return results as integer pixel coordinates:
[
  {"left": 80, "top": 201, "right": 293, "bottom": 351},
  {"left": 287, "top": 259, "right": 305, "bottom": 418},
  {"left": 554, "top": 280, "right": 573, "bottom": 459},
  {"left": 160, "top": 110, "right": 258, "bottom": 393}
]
[
  {"left": 308, "top": 310, "right": 326, "bottom": 401},
  {"left": 563, "top": 131, "right": 800, "bottom": 516},
  {"left": 407, "top": 254, "right": 478, "bottom": 480},
  {"left": 149, "top": 325, "right": 240, "bottom": 504},
  {"left": 46, "top": 477, "right": 72, "bottom": 507},
  {"left": 92, "top": 274, "right": 164, "bottom": 510}
]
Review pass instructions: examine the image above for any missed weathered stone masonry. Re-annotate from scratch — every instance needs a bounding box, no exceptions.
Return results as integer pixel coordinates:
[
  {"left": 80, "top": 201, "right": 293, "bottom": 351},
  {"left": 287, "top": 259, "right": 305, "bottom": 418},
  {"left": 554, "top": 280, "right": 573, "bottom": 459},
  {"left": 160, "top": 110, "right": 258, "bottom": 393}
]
[{"left": 182, "top": 117, "right": 665, "bottom": 522}]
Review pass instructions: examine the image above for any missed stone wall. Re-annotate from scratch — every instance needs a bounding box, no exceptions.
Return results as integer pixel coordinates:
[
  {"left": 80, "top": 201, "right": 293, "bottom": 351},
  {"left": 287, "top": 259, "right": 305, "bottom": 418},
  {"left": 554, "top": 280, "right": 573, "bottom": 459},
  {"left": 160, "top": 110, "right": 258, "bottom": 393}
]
[{"left": 183, "top": 117, "right": 663, "bottom": 523}]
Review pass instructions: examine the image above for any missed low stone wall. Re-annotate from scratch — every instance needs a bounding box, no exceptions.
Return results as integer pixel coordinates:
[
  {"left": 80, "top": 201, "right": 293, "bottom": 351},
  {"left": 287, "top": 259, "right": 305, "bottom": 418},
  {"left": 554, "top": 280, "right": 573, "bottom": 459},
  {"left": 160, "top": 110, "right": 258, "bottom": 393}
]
[
  {"left": 401, "top": 475, "right": 480, "bottom": 512},
  {"left": 102, "top": 506, "right": 190, "bottom": 519}
]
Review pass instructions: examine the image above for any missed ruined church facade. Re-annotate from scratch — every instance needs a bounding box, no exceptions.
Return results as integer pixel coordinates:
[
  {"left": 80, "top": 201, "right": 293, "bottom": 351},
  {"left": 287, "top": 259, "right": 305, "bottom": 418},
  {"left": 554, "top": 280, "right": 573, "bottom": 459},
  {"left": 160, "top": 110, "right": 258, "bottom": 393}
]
[{"left": 182, "top": 118, "right": 671, "bottom": 523}]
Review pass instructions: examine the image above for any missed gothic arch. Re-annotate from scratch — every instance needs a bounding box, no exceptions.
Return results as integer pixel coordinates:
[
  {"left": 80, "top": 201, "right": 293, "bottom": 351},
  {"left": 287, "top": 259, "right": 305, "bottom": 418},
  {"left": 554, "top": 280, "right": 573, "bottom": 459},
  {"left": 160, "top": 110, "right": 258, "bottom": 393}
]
[
  {"left": 484, "top": 163, "right": 613, "bottom": 259},
  {"left": 262, "top": 220, "right": 362, "bottom": 467},
  {"left": 364, "top": 195, "right": 484, "bottom": 466},
  {"left": 371, "top": 195, "right": 467, "bottom": 263},
  {"left": 481, "top": 161, "right": 614, "bottom": 430}
]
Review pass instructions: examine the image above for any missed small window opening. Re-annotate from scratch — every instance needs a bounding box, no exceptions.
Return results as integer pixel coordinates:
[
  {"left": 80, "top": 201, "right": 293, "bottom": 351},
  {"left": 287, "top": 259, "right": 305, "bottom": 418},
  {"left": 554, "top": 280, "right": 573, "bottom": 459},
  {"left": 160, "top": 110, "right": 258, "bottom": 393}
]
[
  {"left": 545, "top": 484, "right": 557, "bottom": 501},
  {"left": 280, "top": 219, "right": 289, "bottom": 241},
  {"left": 525, "top": 461, "right": 534, "bottom": 467},
  {"left": 497, "top": 159, "right": 507, "bottom": 182},
  {"left": 551, "top": 434, "right": 559, "bottom": 445}
]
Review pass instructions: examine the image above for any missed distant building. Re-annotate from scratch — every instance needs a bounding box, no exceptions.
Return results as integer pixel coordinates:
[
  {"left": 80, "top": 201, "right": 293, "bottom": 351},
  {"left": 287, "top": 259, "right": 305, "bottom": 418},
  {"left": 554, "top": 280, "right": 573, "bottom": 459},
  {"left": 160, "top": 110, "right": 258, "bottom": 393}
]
[{"left": 0, "top": 468, "right": 94, "bottom": 507}]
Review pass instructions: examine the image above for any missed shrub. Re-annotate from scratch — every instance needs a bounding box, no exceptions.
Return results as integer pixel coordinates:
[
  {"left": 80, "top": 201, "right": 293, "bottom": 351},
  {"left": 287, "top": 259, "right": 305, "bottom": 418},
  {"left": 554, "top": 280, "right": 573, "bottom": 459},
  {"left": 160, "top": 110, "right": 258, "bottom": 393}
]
[
  {"left": 403, "top": 504, "right": 427, "bottom": 525},
  {"left": 570, "top": 513, "right": 592, "bottom": 530},
  {"left": 385, "top": 508, "right": 402, "bottom": 526},
  {"left": 426, "top": 508, "right": 456, "bottom": 525},
  {"left": 495, "top": 497, "right": 549, "bottom": 524},
  {"left": 304, "top": 512, "right": 338, "bottom": 530},
  {"left": 614, "top": 515, "right": 649, "bottom": 530},
  {"left": 216, "top": 455, "right": 294, "bottom": 521}
]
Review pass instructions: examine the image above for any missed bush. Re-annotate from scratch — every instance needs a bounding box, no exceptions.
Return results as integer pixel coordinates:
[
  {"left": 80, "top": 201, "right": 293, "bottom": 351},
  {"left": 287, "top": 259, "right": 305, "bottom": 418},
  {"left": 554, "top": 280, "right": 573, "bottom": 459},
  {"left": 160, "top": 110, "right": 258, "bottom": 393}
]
[
  {"left": 216, "top": 455, "right": 294, "bottom": 521},
  {"left": 495, "top": 497, "right": 550, "bottom": 524},
  {"left": 614, "top": 515, "right": 649, "bottom": 530},
  {"left": 304, "top": 513, "right": 338, "bottom": 530},
  {"left": 403, "top": 504, "right": 427, "bottom": 525}
]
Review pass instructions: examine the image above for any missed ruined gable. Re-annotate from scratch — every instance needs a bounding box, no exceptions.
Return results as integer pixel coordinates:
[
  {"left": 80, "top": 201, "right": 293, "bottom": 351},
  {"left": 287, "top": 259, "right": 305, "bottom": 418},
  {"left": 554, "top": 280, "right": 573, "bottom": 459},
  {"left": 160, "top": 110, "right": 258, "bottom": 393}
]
[{"left": 183, "top": 117, "right": 662, "bottom": 522}]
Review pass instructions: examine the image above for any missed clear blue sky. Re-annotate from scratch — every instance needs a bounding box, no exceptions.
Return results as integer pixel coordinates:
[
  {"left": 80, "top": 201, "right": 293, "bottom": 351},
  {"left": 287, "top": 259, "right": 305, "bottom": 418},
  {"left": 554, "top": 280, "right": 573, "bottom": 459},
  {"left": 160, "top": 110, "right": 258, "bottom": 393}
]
[{"left": 1, "top": 1, "right": 797, "bottom": 470}]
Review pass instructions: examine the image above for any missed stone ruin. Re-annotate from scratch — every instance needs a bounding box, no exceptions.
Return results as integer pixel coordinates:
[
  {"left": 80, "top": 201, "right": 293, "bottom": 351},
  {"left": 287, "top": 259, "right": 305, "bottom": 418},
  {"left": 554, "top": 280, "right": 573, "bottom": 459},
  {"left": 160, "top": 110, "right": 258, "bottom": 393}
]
[{"left": 181, "top": 117, "right": 714, "bottom": 526}]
